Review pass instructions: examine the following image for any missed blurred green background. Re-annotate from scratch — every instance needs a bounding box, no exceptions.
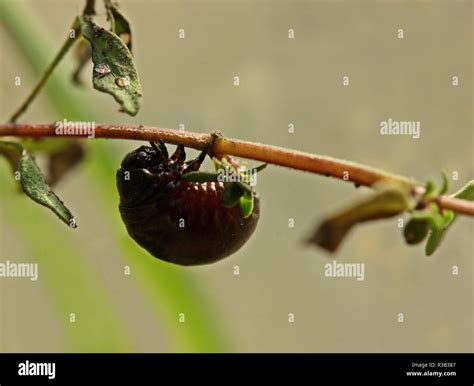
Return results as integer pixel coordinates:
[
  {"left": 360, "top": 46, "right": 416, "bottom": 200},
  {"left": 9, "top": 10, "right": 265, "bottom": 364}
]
[{"left": 0, "top": 0, "right": 472, "bottom": 352}]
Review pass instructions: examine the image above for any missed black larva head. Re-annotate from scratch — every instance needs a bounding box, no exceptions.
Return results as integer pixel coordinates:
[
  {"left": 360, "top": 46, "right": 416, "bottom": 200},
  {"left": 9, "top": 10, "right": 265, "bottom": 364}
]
[
  {"left": 119, "top": 141, "right": 179, "bottom": 172},
  {"left": 116, "top": 141, "right": 260, "bottom": 266},
  {"left": 120, "top": 145, "right": 159, "bottom": 171},
  {"left": 116, "top": 142, "right": 185, "bottom": 207}
]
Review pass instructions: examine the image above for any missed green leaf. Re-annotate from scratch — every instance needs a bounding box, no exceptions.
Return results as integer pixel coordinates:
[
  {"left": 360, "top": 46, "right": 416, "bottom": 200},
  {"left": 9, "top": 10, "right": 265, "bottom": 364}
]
[
  {"left": 239, "top": 191, "right": 254, "bottom": 218},
  {"left": 411, "top": 204, "right": 447, "bottom": 231},
  {"left": 1, "top": 141, "right": 77, "bottom": 226},
  {"left": 1, "top": 141, "right": 76, "bottom": 227},
  {"left": 422, "top": 171, "right": 449, "bottom": 199},
  {"left": 423, "top": 179, "right": 435, "bottom": 199},
  {"left": 438, "top": 170, "right": 449, "bottom": 195},
  {"left": 220, "top": 181, "right": 254, "bottom": 216},
  {"left": 452, "top": 180, "right": 474, "bottom": 200},
  {"left": 221, "top": 182, "right": 246, "bottom": 208},
  {"left": 251, "top": 163, "right": 267, "bottom": 173},
  {"left": 238, "top": 163, "right": 267, "bottom": 185},
  {"left": 424, "top": 209, "right": 454, "bottom": 256},
  {"left": 403, "top": 217, "right": 429, "bottom": 245},
  {"left": 19, "top": 148, "right": 77, "bottom": 227},
  {"left": 423, "top": 180, "right": 474, "bottom": 256},
  {"left": 308, "top": 184, "right": 412, "bottom": 253},
  {"left": 403, "top": 203, "right": 451, "bottom": 252},
  {"left": 105, "top": 0, "right": 132, "bottom": 51},
  {"left": 241, "top": 163, "right": 267, "bottom": 176},
  {"left": 79, "top": 16, "right": 142, "bottom": 116}
]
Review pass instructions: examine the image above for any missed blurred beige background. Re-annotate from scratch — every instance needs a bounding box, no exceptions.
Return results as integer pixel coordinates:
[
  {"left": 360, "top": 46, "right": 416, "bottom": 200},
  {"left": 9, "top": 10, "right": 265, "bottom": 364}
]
[{"left": 0, "top": 0, "right": 472, "bottom": 352}]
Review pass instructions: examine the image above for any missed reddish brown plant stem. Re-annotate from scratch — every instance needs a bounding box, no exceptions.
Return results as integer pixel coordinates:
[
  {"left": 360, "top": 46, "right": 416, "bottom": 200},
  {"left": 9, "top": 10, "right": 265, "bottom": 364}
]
[{"left": 0, "top": 122, "right": 473, "bottom": 216}]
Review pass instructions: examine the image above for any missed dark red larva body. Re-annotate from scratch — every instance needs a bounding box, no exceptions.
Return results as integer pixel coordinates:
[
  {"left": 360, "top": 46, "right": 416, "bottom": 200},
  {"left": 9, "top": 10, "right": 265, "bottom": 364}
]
[{"left": 116, "top": 143, "right": 259, "bottom": 266}]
